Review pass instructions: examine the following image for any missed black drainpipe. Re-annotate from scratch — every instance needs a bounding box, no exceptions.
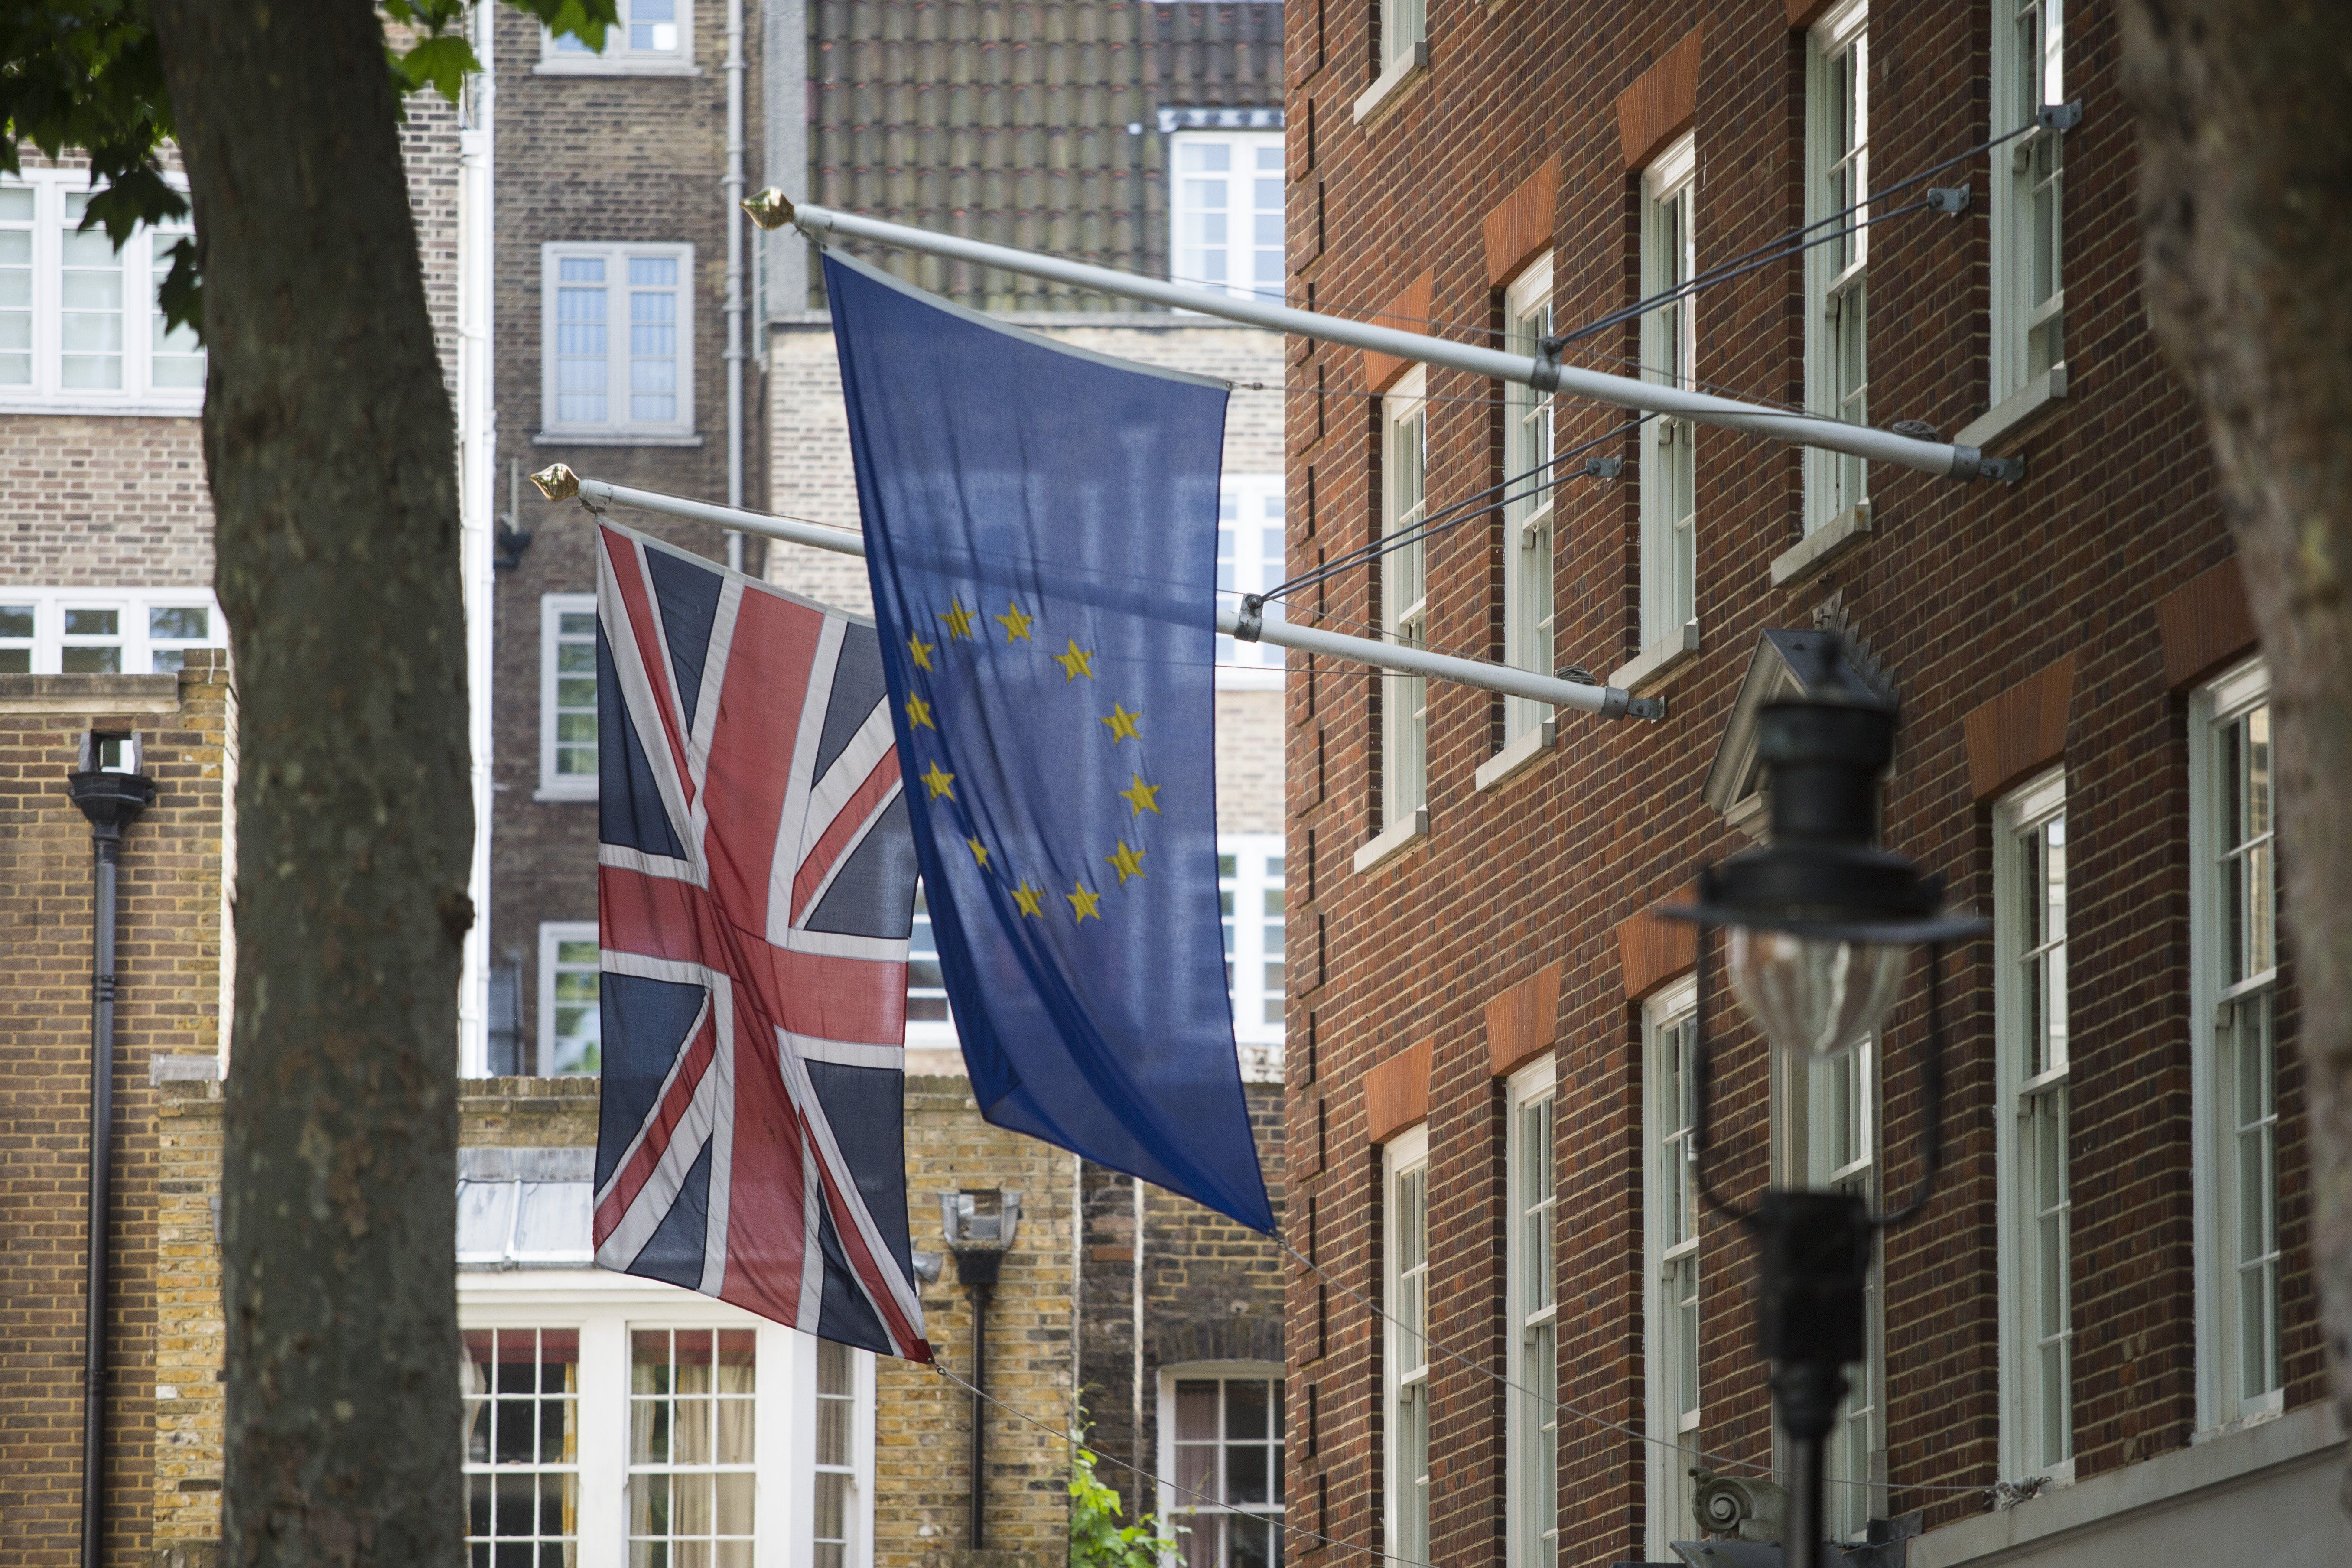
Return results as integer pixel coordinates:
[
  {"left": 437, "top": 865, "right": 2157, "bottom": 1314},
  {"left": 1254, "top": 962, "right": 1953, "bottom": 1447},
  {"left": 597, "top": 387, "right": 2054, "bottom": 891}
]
[
  {"left": 955, "top": 1248, "right": 1004, "bottom": 1550},
  {"left": 68, "top": 734, "right": 156, "bottom": 1568}
]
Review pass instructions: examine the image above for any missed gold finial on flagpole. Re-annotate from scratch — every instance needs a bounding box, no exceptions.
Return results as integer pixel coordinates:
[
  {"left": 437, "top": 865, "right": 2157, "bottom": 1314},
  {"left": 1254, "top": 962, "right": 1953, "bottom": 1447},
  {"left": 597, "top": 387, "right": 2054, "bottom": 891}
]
[
  {"left": 529, "top": 463, "right": 580, "bottom": 502},
  {"left": 742, "top": 187, "right": 795, "bottom": 232}
]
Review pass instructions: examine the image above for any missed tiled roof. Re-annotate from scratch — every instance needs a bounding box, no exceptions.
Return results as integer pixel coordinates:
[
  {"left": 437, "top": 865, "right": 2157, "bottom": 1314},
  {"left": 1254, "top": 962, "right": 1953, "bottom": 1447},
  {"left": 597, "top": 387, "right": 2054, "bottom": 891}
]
[{"left": 807, "top": 0, "right": 1285, "bottom": 311}]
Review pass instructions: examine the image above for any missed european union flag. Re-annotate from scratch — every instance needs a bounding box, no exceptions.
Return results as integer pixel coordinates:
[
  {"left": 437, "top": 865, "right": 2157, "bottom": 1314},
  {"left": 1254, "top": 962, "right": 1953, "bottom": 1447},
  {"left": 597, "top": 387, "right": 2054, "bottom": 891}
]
[{"left": 826, "top": 251, "right": 1274, "bottom": 1233}]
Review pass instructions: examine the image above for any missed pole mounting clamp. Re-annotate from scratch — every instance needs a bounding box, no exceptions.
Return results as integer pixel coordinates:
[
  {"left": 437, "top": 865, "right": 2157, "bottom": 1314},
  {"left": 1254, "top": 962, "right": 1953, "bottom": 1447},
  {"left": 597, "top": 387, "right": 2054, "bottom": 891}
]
[
  {"left": 1234, "top": 595, "right": 1265, "bottom": 643},
  {"left": 1950, "top": 446, "right": 2027, "bottom": 484}
]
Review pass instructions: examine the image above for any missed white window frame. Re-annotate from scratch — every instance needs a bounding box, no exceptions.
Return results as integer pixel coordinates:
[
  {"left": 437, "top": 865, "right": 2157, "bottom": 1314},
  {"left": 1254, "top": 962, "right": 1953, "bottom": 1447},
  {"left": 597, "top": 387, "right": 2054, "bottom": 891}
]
[
  {"left": 1988, "top": 0, "right": 2065, "bottom": 408},
  {"left": 0, "top": 169, "right": 203, "bottom": 415},
  {"left": 1216, "top": 473, "right": 1288, "bottom": 690},
  {"left": 0, "top": 587, "right": 225, "bottom": 674},
  {"left": 1380, "top": 368, "right": 1429, "bottom": 836},
  {"left": 906, "top": 880, "right": 956, "bottom": 1052},
  {"left": 2191, "top": 657, "right": 2286, "bottom": 1435},
  {"left": 1803, "top": 0, "right": 1869, "bottom": 535},
  {"left": 1642, "top": 979, "right": 1701, "bottom": 1558},
  {"left": 539, "top": 0, "right": 698, "bottom": 75},
  {"left": 1379, "top": 0, "right": 1425, "bottom": 78},
  {"left": 540, "top": 592, "right": 600, "bottom": 800},
  {"left": 1155, "top": 1362, "right": 1288, "bottom": 1568},
  {"left": 1505, "top": 1057, "right": 1558, "bottom": 1568},
  {"left": 1994, "top": 768, "right": 2074, "bottom": 1484},
  {"left": 1774, "top": 1029, "right": 1884, "bottom": 1539},
  {"left": 1501, "top": 257, "right": 1557, "bottom": 754},
  {"left": 458, "top": 1273, "right": 877, "bottom": 1568},
  {"left": 1383, "top": 1124, "right": 1430, "bottom": 1568},
  {"left": 538, "top": 241, "right": 698, "bottom": 443},
  {"left": 1637, "top": 136, "right": 1698, "bottom": 665},
  {"left": 538, "top": 921, "right": 602, "bottom": 1078},
  {"left": 1169, "top": 132, "right": 1286, "bottom": 304},
  {"left": 1220, "top": 834, "right": 1287, "bottom": 1059}
]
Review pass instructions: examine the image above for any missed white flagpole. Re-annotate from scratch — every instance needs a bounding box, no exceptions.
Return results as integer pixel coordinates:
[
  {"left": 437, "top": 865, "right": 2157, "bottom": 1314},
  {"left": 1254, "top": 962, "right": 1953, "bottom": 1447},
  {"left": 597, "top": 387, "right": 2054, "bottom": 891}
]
[
  {"left": 745, "top": 191, "right": 2021, "bottom": 484},
  {"left": 531, "top": 466, "right": 1663, "bottom": 721}
]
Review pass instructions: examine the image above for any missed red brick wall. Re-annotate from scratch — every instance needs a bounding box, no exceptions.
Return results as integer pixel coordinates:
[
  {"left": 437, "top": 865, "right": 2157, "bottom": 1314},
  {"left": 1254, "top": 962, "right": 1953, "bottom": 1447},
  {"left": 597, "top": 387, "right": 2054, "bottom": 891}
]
[
  {"left": 489, "top": 0, "right": 764, "bottom": 1059},
  {"left": 1282, "top": 1, "right": 2311, "bottom": 1562},
  {"left": 0, "top": 659, "right": 231, "bottom": 1565}
]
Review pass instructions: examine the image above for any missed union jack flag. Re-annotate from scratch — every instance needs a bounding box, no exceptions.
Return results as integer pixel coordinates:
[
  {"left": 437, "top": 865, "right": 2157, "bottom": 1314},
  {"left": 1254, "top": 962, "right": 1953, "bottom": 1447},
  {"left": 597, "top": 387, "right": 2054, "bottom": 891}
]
[{"left": 590, "top": 520, "right": 931, "bottom": 1362}]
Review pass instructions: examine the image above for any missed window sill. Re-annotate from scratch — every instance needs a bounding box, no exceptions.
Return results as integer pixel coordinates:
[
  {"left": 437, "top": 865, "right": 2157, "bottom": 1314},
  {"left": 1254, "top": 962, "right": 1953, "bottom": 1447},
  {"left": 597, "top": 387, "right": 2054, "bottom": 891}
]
[
  {"left": 1910, "top": 1399, "right": 2345, "bottom": 1568},
  {"left": 1770, "top": 501, "right": 1873, "bottom": 588},
  {"left": 1352, "top": 44, "right": 1428, "bottom": 127},
  {"left": 1352, "top": 807, "right": 1428, "bottom": 875},
  {"left": 0, "top": 398, "right": 202, "bottom": 419},
  {"left": 1956, "top": 361, "right": 2069, "bottom": 451},
  {"left": 533, "top": 786, "right": 598, "bottom": 804},
  {"left": 534, "top": 58, "right": 702, "bottom": 77},
  {"left": 1473, "top": 720, "right": 1554, "bottom": 793},
  {"left": 534, "top": 430, "right": 706, "bottom": 448},
  {"left": 1608, "top": 623, "right": 1700, "bottom": 693}
]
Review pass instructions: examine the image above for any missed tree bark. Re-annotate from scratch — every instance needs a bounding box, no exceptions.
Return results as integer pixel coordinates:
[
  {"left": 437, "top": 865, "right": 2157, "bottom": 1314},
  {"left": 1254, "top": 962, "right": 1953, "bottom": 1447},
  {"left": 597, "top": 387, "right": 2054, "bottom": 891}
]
[
  {"left": 146, "top": 3, "right": 470, "bottom": 1562},
  {"left": 2120, "top": 0, "right": 2352, "bottom": 1478}
]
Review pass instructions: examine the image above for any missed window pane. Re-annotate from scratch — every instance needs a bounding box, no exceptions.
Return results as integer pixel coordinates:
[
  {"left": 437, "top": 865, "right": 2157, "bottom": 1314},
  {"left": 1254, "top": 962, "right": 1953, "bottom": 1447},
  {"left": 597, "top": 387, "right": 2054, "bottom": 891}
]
[
  {"left": 0, "top": 198, "right": 30, "bottom": 386},
  {"left": 62, "top": 646, "right": 121, "bottom": 674},
  {"left": 60, "top": 203, "right": 124, "bottom": 390}
]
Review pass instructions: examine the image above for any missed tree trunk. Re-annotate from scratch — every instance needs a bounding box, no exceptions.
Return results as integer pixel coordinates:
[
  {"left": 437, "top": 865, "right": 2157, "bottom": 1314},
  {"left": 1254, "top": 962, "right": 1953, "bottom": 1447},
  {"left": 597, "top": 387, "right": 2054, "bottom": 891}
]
[
  {"left": 2120, "top": 0, "right": 2352, "bottom": 1478},
  {"left": 146, "top": 3, "right": 470, "bottom": 1562}
]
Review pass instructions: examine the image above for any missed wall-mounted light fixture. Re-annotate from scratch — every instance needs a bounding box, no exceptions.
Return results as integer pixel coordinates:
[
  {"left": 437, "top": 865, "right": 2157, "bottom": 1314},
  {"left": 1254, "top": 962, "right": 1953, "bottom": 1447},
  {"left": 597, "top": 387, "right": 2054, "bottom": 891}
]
[
  {"left": 66, "top": 729, "right": 155, "bottom": 1568},
  {"left": 938, "top": 1188, "right": 1022, "bottom": 1551}
]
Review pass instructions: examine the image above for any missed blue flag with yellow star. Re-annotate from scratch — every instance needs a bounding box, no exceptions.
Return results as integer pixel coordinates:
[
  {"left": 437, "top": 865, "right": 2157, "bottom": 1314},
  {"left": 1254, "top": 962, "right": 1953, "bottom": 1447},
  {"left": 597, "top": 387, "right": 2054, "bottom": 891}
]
[{"left": 826, "top": 250, "right": 1274, "bottom": 1233}]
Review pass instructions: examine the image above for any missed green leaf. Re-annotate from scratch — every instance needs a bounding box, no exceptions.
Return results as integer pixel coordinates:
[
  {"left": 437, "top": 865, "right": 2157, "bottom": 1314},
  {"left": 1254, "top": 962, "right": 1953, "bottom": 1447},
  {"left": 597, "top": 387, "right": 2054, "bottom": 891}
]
[{"left": 394, "top": 33, "right": 481, "bottom": 103}]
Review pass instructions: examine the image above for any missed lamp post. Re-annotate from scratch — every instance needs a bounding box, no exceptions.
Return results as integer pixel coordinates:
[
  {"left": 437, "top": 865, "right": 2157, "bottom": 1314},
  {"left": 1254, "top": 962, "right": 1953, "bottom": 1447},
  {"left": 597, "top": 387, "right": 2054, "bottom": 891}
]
[
  {"left": 940, "top": 1188, "right": 1023, "bottom": 1552},
  {"left": 1666, "top": 696, "right": 1984, "bottom": 1568},
  {"left": 66, "top": 731, "right": 156, "bottom": 1568}
]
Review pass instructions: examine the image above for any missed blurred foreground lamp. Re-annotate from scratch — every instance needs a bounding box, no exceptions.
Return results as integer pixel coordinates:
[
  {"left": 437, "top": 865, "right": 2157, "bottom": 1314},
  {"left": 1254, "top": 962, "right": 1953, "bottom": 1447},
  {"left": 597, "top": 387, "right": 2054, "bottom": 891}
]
[
  {"left": 1666, "top": 697, "right": 1983, "bottom": 1568},
  {"left": 938, "top": 1188, "right": 1021, "bottom": 1550}
]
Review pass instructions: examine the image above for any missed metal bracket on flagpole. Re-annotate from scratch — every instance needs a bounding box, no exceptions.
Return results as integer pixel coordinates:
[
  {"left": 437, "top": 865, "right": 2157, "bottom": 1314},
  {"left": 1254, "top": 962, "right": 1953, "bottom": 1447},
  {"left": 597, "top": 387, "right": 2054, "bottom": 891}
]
[
  {"left": 743, "top": 190, "right": 2010, "bottom": 484},
  {"left": 530, "top": 465, "right": 1665, "bottom": 722}
]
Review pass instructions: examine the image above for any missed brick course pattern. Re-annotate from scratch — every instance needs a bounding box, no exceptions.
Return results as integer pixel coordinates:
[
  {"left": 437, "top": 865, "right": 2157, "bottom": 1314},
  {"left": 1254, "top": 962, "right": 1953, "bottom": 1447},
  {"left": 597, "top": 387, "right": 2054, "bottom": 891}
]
[
  {"left": 489, "top": 0, "right": 762, "bottom": 1061},
  {"left": 1281, "top": 1, "right": 2318, "bottom": 1563},
  {"left": 0, "top": 658, "right": 231, "bottom": 1568}
]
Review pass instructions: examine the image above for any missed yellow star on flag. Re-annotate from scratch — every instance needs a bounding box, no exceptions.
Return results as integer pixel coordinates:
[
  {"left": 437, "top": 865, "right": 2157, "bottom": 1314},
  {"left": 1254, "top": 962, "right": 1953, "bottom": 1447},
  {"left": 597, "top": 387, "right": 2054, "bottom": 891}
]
[
  {"left": 1012, "top": 879, "right": 1045, "bottom": 918},
  {"left": 967, "top": 836, "right": 990, "bottom": 870},
  {"left": 995, "top": 600, "right": 1035, "bottom": 644},
  {"left": 1066, "top": 879, "right": 1103, "bottom": 923},
  {"left": 921, "top": 761, "right": 956, "bottom": 800},
  {"left": 1118, "top": 773, "right": 1161, "bottom": 816},
  {"left": 938, "top": 597, "right": 975, "bottom": 640},
  {"left": 1099, "top": 702, "right": 1142, "bottom": 745},
  {"left": 905, "top": 693, "right": 935, "bottom": 730},
  {"left": 1053, "top": 639, "right": 1095, "bottom": 681},
  {"left": 1104, "top": 840, "right": 1147, "bottom": 886},
  {"left": 908, "top": 632, "right": 937, "bottom": 672}
]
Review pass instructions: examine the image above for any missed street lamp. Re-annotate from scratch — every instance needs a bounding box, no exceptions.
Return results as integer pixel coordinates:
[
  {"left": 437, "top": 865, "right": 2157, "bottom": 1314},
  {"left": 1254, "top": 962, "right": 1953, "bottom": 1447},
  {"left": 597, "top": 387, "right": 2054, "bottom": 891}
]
[
  {"left": 940, "top": 1188, "right": 1022, "bottom": 1551},
  {"left": 1666, "top": 697, "right": 1983, "bottom": 1568}
]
